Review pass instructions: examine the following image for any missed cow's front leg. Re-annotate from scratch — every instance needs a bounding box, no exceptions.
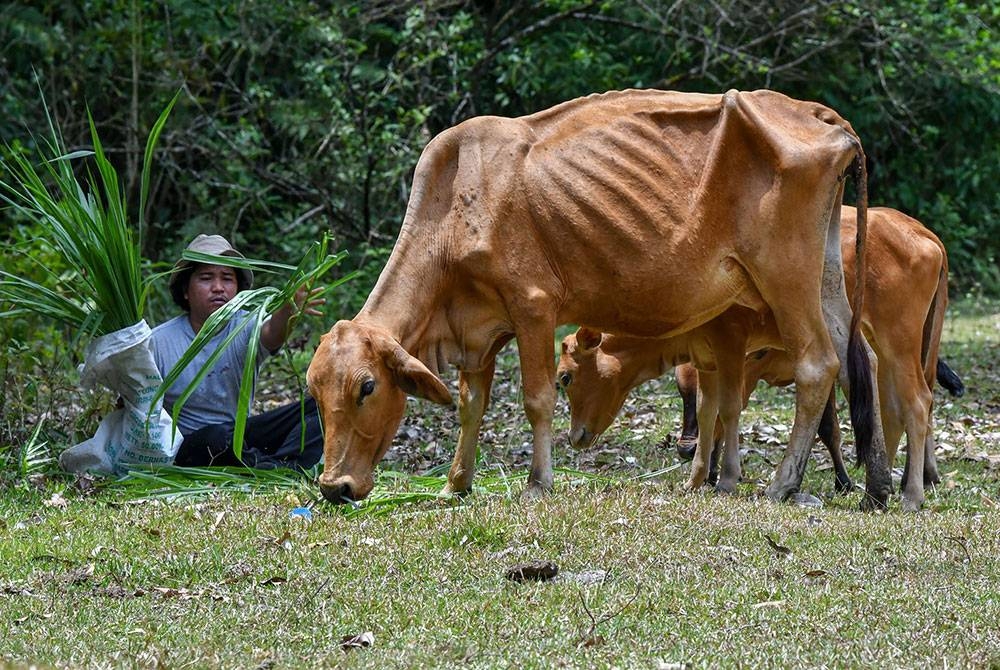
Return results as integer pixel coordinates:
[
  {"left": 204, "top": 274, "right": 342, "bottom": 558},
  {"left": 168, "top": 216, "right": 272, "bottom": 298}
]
[
  {"left": 715, "top": 367, "right": 745, "bottom": 495},
  {"left": 444, "top": 362, "right": 496, "bottom": 496},
  {"left": 515, "top": 323, "right": 558, "bottom": 498},
  {"left": 686, "top": 371, "right": 719, "bottom": 490}
]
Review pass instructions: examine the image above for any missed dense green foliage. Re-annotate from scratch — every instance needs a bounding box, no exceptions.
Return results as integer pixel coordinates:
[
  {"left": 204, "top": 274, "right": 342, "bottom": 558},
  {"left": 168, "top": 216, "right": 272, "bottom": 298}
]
[
  {"left": 2, "top": 1, "right": 997, "bottom": 293},
  {"left": 1, "top": 1, "right": 998, "bottom": 452}
]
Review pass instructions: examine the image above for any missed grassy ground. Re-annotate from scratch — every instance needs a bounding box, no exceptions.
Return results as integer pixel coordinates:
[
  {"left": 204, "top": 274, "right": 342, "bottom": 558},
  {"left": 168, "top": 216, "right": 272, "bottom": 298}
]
[{"left": 1, "top": 300, "right": 998, "bottom": 669}]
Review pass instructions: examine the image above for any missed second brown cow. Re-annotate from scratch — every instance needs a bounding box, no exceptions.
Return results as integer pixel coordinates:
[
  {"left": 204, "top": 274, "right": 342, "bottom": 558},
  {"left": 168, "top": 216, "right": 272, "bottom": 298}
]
[{"left": 557, "top": 207, "right": 950, "bottom": 511}]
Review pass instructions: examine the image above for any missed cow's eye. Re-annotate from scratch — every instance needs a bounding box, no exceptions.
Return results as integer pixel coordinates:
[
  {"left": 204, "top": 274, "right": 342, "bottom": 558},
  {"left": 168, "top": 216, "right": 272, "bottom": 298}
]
[
  {"left": 558, "top": 372, "right": 572, "bottom": 389},
  {"left": 358, "top": 379, "right": 376, "bottom": 405}
]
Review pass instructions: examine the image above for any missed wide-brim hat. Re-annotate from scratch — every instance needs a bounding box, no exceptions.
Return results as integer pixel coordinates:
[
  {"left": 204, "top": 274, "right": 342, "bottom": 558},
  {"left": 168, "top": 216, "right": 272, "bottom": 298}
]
[{"left": 168, "top": 234, "right": 254, "bottom": 291}]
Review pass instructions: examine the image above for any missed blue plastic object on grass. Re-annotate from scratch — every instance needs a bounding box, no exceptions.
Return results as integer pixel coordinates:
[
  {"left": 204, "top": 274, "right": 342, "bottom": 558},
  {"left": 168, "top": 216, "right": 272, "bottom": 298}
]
[{"left": 289, "top": 506, "right": 313, "bottom": 521}]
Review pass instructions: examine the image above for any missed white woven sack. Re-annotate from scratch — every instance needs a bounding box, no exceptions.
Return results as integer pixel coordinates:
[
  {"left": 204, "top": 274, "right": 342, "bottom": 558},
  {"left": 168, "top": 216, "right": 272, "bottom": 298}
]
[{"left": 59, "top": 320, "right": 182, "bottom": 474}]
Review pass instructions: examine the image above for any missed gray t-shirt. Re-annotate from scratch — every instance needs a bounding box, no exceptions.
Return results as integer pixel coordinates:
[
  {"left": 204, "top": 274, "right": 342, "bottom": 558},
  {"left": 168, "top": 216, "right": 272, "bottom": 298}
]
[{"left": 151, "top": 312, "right": 270, "bottom": 436}]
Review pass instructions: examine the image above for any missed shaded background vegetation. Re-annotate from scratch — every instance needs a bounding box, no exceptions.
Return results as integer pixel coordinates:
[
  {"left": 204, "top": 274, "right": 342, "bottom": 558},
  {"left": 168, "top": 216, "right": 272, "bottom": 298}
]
[{"left": 1, "top": 0, "right": 998, "bottom": 454}]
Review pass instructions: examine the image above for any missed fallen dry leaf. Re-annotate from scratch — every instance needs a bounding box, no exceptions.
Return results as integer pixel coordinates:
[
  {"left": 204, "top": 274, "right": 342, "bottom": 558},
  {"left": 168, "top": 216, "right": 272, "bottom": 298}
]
[
  {"left": 764, "top": 534, "right": 792, "bottom": 558},
  {"left": 42, "top": 493, "right": 68, "bottom": 509},
  {"left": 270, "top": 530, "right": 293, "bottom": 551},
  {"left": 1, "top": 583, "right": 34, "bottom": 597},
  {"left": 259, "top": 576, "right": 288, "bottom": 586},
  {"left": 505, "top": 560, "right": 559, "bottom": 583},
  {"left": 340, "top": 631, "right": 374, "bottom": 652},
  {"left": 751, "top": 599, "right": 785, "bottom": 609},
  {"left": 577, "top": 633, "right": 606, "bottom": 648},
  {"left": 62, "top": 564, "right": 95, "bottom": 585},
  {"left": 72, "top": 474, "right": 98, "bottom": 495},
  {"left": 93, "top": 584, "right": 135, "bottom": 599}
]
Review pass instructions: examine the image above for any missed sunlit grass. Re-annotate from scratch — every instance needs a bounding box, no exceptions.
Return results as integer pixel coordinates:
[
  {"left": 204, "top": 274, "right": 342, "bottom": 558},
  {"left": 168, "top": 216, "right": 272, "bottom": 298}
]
[{"left": 0, "top": 304, "right": 997, "bottom": 668}]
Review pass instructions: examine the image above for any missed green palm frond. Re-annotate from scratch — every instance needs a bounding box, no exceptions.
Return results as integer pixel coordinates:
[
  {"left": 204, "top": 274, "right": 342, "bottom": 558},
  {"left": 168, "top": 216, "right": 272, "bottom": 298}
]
[
  {"left": 103, "top": 466, "right": 663, "bottom": 518},
  {"left": 0, "top": 91, "right": 179, "bottom": 335},
  {"left": 152, "top": 237, "right": 355, "bottom": 458},
  {"left": 18, "top": 418, "right": 53, "bottom": 479},
  {"left": 2, "top": 88, "right": 354, "bottom": 468}
]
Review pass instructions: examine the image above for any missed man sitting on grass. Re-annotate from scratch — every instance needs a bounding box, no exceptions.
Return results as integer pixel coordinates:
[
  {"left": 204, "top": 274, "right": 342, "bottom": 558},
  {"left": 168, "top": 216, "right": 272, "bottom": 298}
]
[{"left": 153, "top": 234, "right": 325, "bottom": 469}]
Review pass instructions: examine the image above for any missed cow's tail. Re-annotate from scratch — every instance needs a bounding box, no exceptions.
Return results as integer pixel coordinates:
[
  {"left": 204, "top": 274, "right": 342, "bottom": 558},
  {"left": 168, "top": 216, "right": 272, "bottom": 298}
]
[
  {"left": 921, "top": 241, "right": 965, "bottom": 396},
  {"left": 846, "top": 149, "right": 875, "bottom": 467},
  {"left": 937, "top": 360, "right": 965, "bottom": 397}
]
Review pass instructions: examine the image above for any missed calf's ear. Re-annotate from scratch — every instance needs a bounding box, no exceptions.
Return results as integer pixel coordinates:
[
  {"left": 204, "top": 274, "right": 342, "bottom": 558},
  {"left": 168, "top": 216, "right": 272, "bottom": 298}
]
[
  {"left": 382, "top": 343, "right": 454, "bottom": 406},
  {"left": 576, "top": 327, "right": 603, "bottom": 351}
]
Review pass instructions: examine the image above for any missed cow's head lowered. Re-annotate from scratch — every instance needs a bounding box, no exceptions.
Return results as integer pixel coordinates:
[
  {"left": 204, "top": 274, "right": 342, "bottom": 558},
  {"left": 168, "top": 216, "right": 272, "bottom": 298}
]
[
  {"left": 306, "top": 320, "right": 453, "bottom": 502},
  {"left": 557, "top": 327, "right": 634, "bottom": 450}
]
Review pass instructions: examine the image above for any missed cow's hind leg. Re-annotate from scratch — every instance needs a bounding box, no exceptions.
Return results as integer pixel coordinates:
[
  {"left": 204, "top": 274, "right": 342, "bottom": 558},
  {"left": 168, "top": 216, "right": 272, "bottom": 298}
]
[
  {"left": 444, "top": 361, "right": 497, "bottom": 496},
  {"left": 897, "top": 371, "right": 934, "bottom": 512},
  {"left": 675, "top": 364, "right": 700, "bottom": 459},
  {"left": 817, "top": 389, "right": 853, "bottom": 494},
  {"left": 821, "top": 196, "right": 890, "bottom": 509}
]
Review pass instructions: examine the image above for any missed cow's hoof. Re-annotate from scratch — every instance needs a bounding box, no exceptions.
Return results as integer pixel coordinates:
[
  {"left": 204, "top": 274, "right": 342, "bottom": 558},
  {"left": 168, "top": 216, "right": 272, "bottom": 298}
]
[
  {"left": 764, "top": 482, "right": 795, "bottom": 503},
  {"left": 683, "top": 476, "right": 707, "bottom": 492},
  {"left": 677, "top": 441, "right": 697, "bottom": 460},
  {"left": 859, "top": 493, "right": 889, "bottom": 512},
  {"left": 901, "top": 497, "right": 923, "bottom": 514},
  {"left": 521, "top": 482, "right": 551, "bottom": 501},
  {"left": 442, "top": 482, "right": 472, "bottom": 498},
  {"left": 714, "top": 480, "right": 737, "bottom": 496}
]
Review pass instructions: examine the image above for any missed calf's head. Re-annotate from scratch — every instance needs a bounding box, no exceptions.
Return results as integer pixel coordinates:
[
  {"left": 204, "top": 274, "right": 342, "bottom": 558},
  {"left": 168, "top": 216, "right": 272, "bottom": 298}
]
[
  {"left": 306, "top": 320, "right": 452, "bottom": 503},
  {"left": 557, "top": 327, "right": 630, "bottom": 449}
]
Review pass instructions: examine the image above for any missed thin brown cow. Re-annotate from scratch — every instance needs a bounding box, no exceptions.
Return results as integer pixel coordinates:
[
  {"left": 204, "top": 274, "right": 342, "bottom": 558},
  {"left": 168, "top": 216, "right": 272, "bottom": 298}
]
[{"left": 306, "top": 89, "right": 890, "bottom": 507}]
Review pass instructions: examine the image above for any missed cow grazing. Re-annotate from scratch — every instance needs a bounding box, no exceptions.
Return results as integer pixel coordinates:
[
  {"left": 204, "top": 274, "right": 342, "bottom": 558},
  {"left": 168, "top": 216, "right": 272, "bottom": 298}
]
[
  {"left": 558, "top": 307, "right": 786, "bottom": 495},
  {"left": 557, "top": 207, "right": 951, "bottom": 511},
  {"left": 306, "top": 88, "right": 891, "bottom": 507}
]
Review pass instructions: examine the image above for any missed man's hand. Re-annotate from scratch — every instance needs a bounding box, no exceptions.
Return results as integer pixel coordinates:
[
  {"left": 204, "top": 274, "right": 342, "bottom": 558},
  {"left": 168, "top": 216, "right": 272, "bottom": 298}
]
[
  {"left": 261, "top": 285, "right": 327, "bottom": 353},
  {"left": 294, "top": 285, "right": 326, "bottom": 317}
]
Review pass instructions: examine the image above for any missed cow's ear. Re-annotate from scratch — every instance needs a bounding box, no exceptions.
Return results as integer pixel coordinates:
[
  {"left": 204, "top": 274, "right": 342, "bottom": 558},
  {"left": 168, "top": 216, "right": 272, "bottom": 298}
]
[
  {"left": 560, "top": 335, "right": 575, "bottom": 355},
  {"left": 576, "top": 327, "right": 603, "bottom": 351},
  {"left": 382, "top": 343, "right": 454, "bottom": 406}
]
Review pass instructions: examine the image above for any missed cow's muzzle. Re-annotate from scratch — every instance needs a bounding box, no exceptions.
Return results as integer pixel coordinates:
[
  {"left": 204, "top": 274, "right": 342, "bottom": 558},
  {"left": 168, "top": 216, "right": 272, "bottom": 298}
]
[
  {"left": 320, "top": 480, "right": 355, "bottom": 504},
  {"left": 318, "top": 471, "right": 374, "bottom": 503},
  {"left": 568, "top": 425, "right": 595, "bottom": 450}
]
